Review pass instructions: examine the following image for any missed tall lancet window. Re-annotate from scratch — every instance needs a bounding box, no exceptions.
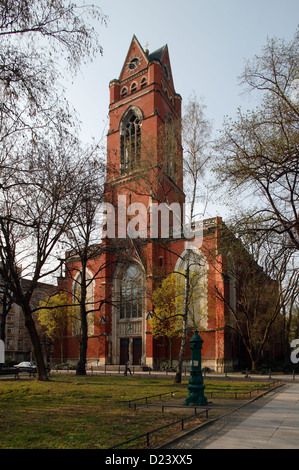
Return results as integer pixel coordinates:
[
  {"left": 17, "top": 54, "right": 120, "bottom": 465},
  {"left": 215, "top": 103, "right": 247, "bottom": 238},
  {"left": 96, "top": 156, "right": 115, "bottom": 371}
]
[
  {"left": 165, "top": 115, "right": 177, "bottom": 179},
  {"left": 119, "top": 264, "right": 143, "bottom": 319},
  {"left": 120, "top": 107, "right": 143, "bottom": 174}
]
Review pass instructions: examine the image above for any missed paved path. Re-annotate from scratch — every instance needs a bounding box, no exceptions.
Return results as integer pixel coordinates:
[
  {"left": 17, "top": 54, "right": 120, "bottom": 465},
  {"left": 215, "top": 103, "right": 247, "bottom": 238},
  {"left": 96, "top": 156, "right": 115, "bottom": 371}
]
[{"left": 164, "top": 384, "right": 299, "bottom": 449}]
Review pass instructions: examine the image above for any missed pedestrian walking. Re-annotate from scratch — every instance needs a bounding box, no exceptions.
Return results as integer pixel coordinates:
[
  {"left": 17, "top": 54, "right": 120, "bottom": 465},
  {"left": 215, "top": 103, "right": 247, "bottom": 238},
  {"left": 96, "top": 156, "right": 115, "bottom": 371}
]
[{"left": 124, "top": 360, "right": 132, "bottom": 376}]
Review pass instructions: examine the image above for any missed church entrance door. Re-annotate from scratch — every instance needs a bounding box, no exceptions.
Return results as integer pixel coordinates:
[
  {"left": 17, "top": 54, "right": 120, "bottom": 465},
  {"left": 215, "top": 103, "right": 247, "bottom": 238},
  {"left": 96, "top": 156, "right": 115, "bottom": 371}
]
[
  {"left": 120, "top": 338, "right": 129, "bottom": 364},
  {"left": 133, "top": 338, "right": 142, "bottom": 365},
  {"left": 120, "top": 338, "right": 142, "bottom": 365}
]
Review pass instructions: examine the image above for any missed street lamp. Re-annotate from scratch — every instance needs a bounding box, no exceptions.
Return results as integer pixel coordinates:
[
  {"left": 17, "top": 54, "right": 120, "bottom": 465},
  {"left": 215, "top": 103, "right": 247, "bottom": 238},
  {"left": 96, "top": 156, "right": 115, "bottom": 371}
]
[{"left": 185, "top": 330, "right": 208, "bottom": 406}]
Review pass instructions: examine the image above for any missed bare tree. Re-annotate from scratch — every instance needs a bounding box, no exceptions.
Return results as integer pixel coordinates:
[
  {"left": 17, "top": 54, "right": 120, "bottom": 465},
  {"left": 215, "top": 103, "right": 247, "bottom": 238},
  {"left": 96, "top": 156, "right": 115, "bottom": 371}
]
[
  {"left": 182, "top": 94, "right": 212, "bottom": 221},
  {"left": 0, "top": 0, "right": 106, "bottom": 380},
  {"left": 214, "top": 28, "right": 299, "bottom": 252},
  {"left": 0, "top": 1, "right": 106, "bottom": 70},
  {"left": 213, "top": 223, "right": 298, "bottom": 370},
  {"left": 62, "top": 154, "right": 109, "bottom": 376},
  {"left": 0, "top": 137, "right": 93, "bottom": 379},
  {"left": 212, "top": 30, "right": 299, "bottom": 369}
]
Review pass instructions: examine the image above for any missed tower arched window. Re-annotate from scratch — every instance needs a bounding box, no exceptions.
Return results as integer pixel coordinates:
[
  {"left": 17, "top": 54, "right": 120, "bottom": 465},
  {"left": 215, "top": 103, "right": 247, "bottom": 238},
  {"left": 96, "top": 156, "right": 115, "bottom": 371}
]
[
  {"left": 120, "top": 86, "right": 128, "bottom": 98},
  {"left": 120, "top": 108, "right": 142, "bottom": 174},
  {"left": 119, "top": 264, "right": 143, "bottom": 319},
  {"left": 130, "top": 82, "right": 137, "bottom": 94},
  {"left": 140, "top": 77, "right": 147, "bottom": 88}
]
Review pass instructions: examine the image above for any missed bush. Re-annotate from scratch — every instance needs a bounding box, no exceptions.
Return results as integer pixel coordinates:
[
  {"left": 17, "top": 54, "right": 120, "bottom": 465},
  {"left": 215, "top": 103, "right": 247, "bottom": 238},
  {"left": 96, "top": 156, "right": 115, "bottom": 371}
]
[{"left": 55, "top": 363, "right": 76, "bottom": 370}]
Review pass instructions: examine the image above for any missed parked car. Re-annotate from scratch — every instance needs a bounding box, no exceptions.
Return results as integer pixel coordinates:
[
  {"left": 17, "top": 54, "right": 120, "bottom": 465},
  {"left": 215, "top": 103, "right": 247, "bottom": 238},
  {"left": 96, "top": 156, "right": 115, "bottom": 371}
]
[
  {"left": 14, "top": 362, "right": 37, "bottom": 374},
  {"left": 14, "top": 361, "right": 37, "bottom": 375},
  {"left": 14, "top": 361, "right": 51, "bottom": 374}
]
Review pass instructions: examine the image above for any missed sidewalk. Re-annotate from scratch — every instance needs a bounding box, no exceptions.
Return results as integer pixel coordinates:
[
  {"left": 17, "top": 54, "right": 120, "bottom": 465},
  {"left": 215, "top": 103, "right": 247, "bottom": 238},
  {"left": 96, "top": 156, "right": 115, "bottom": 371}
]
[
  {"left": 164, "top": 384, "right": 299, "bottom": 449},
  {"left": 204, "top": 384, "right": 299, "bottom": 449},
  {"left": 66, "top": 367, "right": 299, "bottom": 383}
]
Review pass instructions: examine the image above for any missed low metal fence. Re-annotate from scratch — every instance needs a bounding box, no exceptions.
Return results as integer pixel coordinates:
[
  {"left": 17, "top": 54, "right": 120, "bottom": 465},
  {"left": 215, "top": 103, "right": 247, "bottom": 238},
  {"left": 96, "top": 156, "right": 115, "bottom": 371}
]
[
  {"left": 121, "top": 381, "right": 280, "bottom": 408},
  {"left": 109, "top": 407, "right": 209, "bottom": 449},
  {"left": 122, "top": 390, "right": 175, "bottom": 407},
  {"left": 205, "top": 381, "right": 282, "bottom": 399}
]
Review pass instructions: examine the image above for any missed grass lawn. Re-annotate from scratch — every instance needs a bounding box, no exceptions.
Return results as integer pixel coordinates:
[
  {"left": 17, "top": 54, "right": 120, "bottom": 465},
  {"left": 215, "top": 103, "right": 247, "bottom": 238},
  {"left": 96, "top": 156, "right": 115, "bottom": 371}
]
[{"left": 0, "top": 374, "right": 272, "bottom": 449}]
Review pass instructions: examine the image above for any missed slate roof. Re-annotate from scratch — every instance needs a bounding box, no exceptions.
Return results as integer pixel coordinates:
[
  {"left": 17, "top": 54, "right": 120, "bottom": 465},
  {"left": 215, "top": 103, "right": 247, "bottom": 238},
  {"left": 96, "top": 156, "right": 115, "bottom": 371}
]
[{"left": 147, "top": 45, "right": 167, "bottom": 62}]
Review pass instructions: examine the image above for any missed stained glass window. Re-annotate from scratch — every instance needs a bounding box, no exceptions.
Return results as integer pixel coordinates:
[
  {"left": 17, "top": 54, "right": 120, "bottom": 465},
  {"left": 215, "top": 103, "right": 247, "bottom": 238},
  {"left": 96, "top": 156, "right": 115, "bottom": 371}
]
[{"left": 120, "top": 264, "right": 143, "bottom": 319}]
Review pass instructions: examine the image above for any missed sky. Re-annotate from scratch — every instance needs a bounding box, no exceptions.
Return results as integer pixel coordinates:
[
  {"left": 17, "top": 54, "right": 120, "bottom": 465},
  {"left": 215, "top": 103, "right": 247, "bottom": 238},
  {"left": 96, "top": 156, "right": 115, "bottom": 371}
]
[{"left": 64, "top": 0, "right": 299, "bottom": 218}]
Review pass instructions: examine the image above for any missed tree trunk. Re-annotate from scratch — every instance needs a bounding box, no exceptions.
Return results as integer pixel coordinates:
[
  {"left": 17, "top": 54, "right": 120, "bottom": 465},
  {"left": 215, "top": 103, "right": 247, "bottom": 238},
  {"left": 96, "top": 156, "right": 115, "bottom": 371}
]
[
  {"left": 76, "top": 302, "right": 88, "bottom": 376},
  {"left": 1, "top": 296, "right": 12, "bottom": 342},
  {"left": 59, "top": 338, "right": 64, "bottom": 363},
  {"left": 0, "top": 300, "right": 7, "bottom": 342},
  {"left": 175, "top": 252, "right": 190, "bottom": 384},
  {"left": 76, "top": 329, "right": 88, "bottom": 375},
  {"left": 24, "top": 308, "right": 48, "bottom": 381},
  {"left": 174, "top": 316, "right": 188, "bottom": 383},
  {"left": 168, "top": 337, "right": 173, "bottom": 368}
]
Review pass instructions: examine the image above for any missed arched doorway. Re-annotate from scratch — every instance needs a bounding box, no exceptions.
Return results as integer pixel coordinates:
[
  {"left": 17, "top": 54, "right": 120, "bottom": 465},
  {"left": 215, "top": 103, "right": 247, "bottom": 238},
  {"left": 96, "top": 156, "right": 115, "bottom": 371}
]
[{"left": 112, "top": 261, "right": 146, "bottom": 365}]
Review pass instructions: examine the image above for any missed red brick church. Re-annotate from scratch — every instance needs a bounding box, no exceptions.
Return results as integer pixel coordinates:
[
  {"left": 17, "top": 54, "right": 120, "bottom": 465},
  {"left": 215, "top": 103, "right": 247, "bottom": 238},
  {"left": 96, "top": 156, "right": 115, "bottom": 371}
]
[{"left": 55, "top": 36, "right": 267, "bottom": 372}]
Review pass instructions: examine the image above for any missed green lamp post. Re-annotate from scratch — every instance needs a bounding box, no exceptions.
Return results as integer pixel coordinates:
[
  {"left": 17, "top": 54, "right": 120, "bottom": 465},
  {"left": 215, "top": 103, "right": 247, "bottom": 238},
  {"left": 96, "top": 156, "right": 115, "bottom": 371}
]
[{"left": 185, "top": 330, "right": 208, "bottom": 406}]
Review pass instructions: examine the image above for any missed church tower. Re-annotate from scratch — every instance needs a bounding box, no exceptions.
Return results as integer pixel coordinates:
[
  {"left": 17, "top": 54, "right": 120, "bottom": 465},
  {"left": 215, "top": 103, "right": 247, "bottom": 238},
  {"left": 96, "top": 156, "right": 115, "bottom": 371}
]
[
  {"left": 107, "top": 35, "right": 184, "bottom": 208},
  {"left": 103, "top": 36, "right": 186, "bottom": 367}
]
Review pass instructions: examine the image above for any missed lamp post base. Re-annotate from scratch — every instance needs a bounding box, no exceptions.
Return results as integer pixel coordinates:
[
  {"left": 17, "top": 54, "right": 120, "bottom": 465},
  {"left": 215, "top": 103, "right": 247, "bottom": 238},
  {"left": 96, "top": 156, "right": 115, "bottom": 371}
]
[{"left": 185, "top": 384, "right": 208, "bottom": 406}]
